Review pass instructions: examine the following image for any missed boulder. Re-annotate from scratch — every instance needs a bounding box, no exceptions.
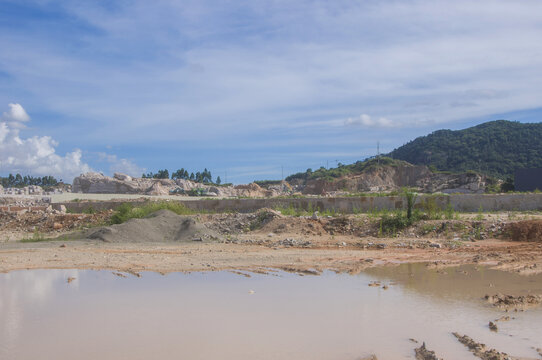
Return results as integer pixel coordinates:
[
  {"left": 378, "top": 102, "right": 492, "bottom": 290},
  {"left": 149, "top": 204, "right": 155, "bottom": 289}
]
[{"left": 113, "top": 173, "right": 132, "bottom": 182}]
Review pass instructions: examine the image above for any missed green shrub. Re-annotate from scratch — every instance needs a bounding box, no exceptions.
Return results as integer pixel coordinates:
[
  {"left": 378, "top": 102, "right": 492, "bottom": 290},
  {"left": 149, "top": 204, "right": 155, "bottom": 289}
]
[
  {"left": 110, "top": 201, "right": 195, "bottom": 225},
  {"left": 475, "top": 205, "right": 484, "bottom": 221},
  {"left": 444, "top": 203, "right": 454, "bottom": 220},
  {"left": 404, "top": 189, "right": 418, "bottom": 222},
  {"left": 379, "top": 211, "right": 411, "bottom": 237}
]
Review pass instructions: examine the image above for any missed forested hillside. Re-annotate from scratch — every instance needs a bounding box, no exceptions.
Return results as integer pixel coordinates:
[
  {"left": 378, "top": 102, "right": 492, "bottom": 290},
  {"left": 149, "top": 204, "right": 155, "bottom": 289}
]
[{"left": 388, "top": 120, "right": 542, "bottom": 178}]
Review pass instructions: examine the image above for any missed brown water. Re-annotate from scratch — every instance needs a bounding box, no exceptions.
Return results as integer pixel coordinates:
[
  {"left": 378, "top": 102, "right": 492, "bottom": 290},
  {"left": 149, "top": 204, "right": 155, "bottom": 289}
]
[{"left": 1, "top": 265, "right": 541, "bottom": 360}]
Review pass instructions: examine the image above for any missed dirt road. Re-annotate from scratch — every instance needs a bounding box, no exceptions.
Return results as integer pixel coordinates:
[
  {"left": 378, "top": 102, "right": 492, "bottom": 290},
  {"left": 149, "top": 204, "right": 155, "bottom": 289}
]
[{"left": 1, "top": 237, "right": 541, "bottom": 275}]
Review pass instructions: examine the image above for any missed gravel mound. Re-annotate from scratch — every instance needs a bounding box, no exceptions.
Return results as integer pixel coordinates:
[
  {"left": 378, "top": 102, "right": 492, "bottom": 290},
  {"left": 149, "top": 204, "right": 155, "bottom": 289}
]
[{"left": 85, "top": 209, "right": 221, "bottom": 243}]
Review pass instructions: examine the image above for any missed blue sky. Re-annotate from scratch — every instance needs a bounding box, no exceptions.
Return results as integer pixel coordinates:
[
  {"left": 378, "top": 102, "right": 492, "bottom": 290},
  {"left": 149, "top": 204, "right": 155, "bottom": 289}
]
[{"left": 1, "top": 0, "right": 542, "bottom": 183}]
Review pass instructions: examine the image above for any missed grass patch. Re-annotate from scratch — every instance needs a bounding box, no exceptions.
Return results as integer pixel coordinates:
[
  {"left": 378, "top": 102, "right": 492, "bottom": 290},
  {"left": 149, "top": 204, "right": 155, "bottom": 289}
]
[
  {"left": 475, "top": 205, "right": 485, "bottom": 221},
  {"left": 19, "top": 231, "right": 74, "bottom": 243},
  {"left": 341, "top": 190, "right": 401, "bottom": 198},
  {"left": 110, "top": 201, "right": 196, "bottom": 225},
  {"left": 378, "top": 211, "right": 412, "bottom": 237},
  {"left": 19, "top": 230, "right": 46, "bottom": 243},
  {"left": 273, "top": 204, "right": 339, "bottom": 217}
]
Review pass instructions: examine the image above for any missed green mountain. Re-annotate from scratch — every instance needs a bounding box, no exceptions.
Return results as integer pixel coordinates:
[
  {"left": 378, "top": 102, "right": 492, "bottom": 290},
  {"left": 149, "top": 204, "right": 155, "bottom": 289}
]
[{"left": 388, "top": 120, "right": 542, "bottom": 178}]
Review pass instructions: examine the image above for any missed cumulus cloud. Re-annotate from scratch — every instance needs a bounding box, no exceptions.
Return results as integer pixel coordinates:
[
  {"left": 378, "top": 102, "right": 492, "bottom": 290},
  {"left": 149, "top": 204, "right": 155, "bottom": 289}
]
[
  {"left": 2, "top": 103, "right": 30, "bottom": 122},
  {"left": 97, "top": 152, "right": 144, "bottom": 177},
  {"left": 0, "top": 103, "right": 92, "bottom": 182}
]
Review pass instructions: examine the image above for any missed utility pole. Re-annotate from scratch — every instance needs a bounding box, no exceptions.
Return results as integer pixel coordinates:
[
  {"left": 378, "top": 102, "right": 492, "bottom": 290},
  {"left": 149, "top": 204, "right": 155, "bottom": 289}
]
[{"left": 326, "top": 160, "right": 329, "bottom": 169}]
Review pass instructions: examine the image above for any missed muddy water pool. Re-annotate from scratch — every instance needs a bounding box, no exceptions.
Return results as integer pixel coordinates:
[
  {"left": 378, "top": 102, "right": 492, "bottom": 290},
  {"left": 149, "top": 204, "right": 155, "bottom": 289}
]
[{"left": 1, "top": 264, "right": 541, "bottom": 360}]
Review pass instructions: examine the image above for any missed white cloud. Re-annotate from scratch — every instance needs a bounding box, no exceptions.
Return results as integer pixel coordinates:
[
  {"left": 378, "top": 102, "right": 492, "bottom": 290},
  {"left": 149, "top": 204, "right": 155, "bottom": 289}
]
[
  {"left": 2, "top": 103, "right": 30, "bottom": 123},
  {"left": 0, "top": 1, "right": 542, "bottom": 182},
  {"left": 0, "top": 103, "right": 92, "bottom": 182},
  {"left": 345, "top": 114, "right": 395, "bottom": 128},
  {"left": 344, "top": 114, "right": 437, "bottom": 129},
  {"left": 97, "top": 152, "right": 144, "bottom": 177},
  {"left": 7, "top": 1, "right": 542, "bottom": 142}
]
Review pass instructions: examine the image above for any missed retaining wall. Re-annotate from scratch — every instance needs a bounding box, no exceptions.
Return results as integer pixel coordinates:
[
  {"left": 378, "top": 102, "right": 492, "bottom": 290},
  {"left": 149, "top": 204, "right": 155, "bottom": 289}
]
[
  {"left": 53, "top": 193, "right": 542, "bottom": 214},
  {"left": 0, "top": 206, "right": 48, "bottom": 213}
]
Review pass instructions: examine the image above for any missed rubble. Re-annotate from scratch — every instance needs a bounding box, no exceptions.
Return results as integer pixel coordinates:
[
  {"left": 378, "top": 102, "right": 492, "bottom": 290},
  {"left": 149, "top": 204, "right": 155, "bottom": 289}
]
[
  {"left": 414, "top": 342, "right": 442, "bottom": 360},
  {"left": 276, "top": 238, "right": 313, "bottom": 248},
  {"left": 484, "top": 293, "right": 542, "bottom": 311},
  {"left": 489, "top": 321, "right": 498, "bottom": 332},
  {"left": 0, "top": 205, "right": 111, "bottom": 239},
  {"left": 0, "top": 185, "right": 67, "bottom": 196},
  {"left": 453, "top": 333, "right": 512, "bottom": 360}
]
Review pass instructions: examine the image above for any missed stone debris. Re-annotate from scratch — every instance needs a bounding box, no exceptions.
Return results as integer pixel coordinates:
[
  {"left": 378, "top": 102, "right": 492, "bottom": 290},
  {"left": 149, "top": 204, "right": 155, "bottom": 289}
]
[
  {"left": 484, "top": 293, "right": 542, "bottom": 311},
  {"left": 0, "top": 185, "right": 65, "bottom": 196},
  {"left": 415, "top": 342, "right": 443, "bottom": 360},
  {"left": 488, "top": 321, "right": 498, "bottom": 332},
  {"left": 453, "top": 333, "right": 513, "bottom": 360},
  {"left": 276, "top": 238, "right": 313, "bottom": 248},
  {"left": 0, "top": 206, "right": 111, "bottom": 237}
]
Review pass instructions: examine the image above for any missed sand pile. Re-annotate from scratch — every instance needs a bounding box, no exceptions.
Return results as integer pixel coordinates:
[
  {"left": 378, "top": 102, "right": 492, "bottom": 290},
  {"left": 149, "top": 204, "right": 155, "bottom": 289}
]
[{"left": 85, "top": 209, "right": 221, "bottom": 243}]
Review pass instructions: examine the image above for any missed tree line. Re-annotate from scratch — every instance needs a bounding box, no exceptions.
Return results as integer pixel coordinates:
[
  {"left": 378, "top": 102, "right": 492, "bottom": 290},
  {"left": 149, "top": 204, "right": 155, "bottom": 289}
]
[
  {"left": 1, "top": 174, "right": 59, "bottom": 188},
  {"left": 142, "top": 168, "right": 222, "bottom": 185}
]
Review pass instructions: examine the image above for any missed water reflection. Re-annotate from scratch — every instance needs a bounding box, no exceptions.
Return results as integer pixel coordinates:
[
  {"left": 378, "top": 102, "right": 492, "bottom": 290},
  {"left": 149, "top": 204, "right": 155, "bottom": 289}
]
[
  {"left": 0, "top": 269, "right": 79, "bottom": 357},
  {"left": 0, "top": 267, "right": 540, "bottom": 360}
]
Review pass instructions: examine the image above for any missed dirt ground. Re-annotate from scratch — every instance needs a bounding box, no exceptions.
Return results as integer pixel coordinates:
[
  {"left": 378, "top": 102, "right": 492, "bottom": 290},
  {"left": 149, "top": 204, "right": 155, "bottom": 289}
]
[{"left": 1, "top": 207, "right": 542, "bottom": 275}]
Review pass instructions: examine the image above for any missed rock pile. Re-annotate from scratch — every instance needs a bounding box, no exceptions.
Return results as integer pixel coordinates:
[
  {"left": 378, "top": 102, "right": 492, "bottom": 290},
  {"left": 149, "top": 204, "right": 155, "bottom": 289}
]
[
  {"left": 72, "top": 172, "right": 285, "bottom": 197},
  {"left": 1, "top": 185, "right": 44, "bottom": 196},
  {"left": 294, "top": 164, "right": 489, "bottom": 195}
]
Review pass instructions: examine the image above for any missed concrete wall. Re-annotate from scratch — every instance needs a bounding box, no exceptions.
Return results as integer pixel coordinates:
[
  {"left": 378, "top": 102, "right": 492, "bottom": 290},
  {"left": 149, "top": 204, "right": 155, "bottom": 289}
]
[
  {"left": 53, "top": 193, "right": 542, "bottom": 214},
  {"left": 0, "top": 206, "right": 48, "bottom": 213}
]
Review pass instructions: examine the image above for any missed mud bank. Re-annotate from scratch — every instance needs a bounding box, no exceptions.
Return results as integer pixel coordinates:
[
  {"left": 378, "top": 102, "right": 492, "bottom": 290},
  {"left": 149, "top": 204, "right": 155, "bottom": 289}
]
[{"left": 1, "top": 238, "right": 542, "bottom": 277}]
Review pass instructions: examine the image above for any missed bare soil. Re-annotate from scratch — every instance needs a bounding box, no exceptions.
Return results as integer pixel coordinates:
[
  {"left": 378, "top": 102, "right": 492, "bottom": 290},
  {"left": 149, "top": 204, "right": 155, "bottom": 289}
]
[{"left": 1, "top": 208, "right": 542, "bottom": 275}]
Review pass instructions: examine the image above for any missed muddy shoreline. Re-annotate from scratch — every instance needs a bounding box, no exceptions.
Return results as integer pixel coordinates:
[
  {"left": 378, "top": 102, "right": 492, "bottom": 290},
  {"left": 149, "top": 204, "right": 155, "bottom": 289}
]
[{"left": 1, "top": 237, "right": 541, "bottom": 276}]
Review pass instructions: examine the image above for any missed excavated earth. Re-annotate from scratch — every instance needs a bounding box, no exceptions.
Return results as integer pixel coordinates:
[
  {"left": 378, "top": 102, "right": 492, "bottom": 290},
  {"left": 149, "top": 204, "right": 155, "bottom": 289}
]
[
  {"left": 81, "top": 210, "right": 222, "bottom": 243},
  {"left": 2, "top": 206, "right": 542, "bottom": 359},
  {"left": 1, "top": 207, "right": 542, "bottom": 277}
]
